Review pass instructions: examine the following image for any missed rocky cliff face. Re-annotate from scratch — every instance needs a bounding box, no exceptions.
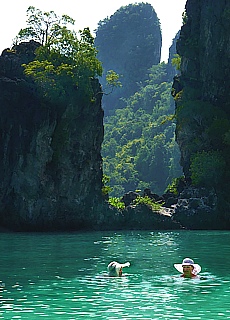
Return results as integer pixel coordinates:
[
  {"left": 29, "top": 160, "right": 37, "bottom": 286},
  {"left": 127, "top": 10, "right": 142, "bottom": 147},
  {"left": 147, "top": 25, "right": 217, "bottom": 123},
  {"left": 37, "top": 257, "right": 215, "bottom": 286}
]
[
  {"left": 166, "top": 31, "right": 180, "bottom": 80},
  {"left": 171, "top": 0, "right": 230, "bottom": 228},
  {"left": 95, "top": 2, "right": 162, "bottom": 114},
  {"left": 174, "top": 0, "right": 230, "bottom": 177},
  {"left": 0, "top": 41, "right": 104, "bottom": 231}
]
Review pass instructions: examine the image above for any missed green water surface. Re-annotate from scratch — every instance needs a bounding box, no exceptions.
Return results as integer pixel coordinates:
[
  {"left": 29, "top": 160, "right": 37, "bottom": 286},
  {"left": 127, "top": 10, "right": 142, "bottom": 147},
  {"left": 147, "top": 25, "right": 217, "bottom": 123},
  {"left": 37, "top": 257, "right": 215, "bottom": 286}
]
[{"left": 0, "top": 230, "right": 229, "bottom": 319}]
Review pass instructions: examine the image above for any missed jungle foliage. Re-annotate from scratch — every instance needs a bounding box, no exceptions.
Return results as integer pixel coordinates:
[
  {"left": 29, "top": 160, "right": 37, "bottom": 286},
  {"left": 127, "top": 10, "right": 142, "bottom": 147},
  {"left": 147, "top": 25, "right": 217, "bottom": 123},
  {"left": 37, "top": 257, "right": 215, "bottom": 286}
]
[
  {"left": 17, "top": 6, "right": 102, "bottom": 101},
  {"left": 102, "top": 63, "right": 182, "bottom": 197},
  {"left": 94, "top": 3, "right": 182, "bottom": 197},
  {"left": 15, "top": 5, "right": 183, "bottom": 200}
]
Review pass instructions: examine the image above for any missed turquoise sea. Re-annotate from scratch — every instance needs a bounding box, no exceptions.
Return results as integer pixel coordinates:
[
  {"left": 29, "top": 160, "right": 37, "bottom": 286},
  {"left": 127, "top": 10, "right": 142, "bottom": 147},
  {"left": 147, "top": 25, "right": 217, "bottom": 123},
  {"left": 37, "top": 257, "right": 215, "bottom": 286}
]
[{"left": 0, "top": 230, "right": 229, "bottom": 319}]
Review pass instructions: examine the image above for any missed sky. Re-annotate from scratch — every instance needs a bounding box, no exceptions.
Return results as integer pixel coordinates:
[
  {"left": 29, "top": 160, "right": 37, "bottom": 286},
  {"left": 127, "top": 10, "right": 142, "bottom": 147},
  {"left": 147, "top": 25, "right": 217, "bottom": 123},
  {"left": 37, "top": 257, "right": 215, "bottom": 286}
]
[{"left": 0, "top": 0, "right": 187, "bottom": 62}]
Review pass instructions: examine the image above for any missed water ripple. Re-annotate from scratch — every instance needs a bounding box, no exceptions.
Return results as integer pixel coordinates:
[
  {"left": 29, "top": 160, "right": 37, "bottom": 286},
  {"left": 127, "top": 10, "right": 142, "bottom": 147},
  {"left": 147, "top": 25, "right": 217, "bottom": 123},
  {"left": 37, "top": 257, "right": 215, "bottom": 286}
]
[{"left": 0, "top": 231, "right": 230, "bottom": 319}]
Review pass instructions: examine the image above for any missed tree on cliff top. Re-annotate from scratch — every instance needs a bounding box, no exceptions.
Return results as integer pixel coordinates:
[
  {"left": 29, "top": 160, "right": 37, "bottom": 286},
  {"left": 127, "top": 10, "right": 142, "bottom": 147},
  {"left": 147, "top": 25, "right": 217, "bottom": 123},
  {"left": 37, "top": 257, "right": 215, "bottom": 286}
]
[
  {"left": 14, "top": 6, "right": 75, "bottom": 46},
  {"left": 15, "top": 7, "right": 103, "bottom": 101}
]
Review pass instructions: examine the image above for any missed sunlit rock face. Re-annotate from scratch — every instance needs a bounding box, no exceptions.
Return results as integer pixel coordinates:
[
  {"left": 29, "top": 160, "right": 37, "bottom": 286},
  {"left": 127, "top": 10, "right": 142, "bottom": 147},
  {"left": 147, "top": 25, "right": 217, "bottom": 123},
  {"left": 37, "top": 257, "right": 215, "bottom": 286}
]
[
  {"left": 171, "top": 0, "right": 230, "bottom": 229},
  {"left": 0, "top": 41, "right": 104, "bottom": 231}
]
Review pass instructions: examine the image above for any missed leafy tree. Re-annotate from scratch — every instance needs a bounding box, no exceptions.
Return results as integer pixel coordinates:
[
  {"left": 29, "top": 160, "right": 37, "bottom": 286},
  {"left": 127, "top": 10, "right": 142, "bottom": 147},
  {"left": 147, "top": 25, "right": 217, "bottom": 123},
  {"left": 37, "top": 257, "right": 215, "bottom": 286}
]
[
  {"left": 102, "top": 174, "right": 113, "bottom": 197},
  {"left": 14, "top": 6, "right": 75, "bottom": 46},
  {"left": 104, "top": 70, "right": 122, "bottom": 94},
  {"left": 165, "top": 176, "right": 185, "bottom": 195},
  {"left": 133, "top": 195, "right": 163, "bottom": 211},
  {"left": 17, "top": 7, "right": 102, "bottom": 101},
  {"left": 108, "top": 197, "right": 125, "bottom": 210},
  {"left": 171, "top": 54, "right": 181, "bottom": 71}
]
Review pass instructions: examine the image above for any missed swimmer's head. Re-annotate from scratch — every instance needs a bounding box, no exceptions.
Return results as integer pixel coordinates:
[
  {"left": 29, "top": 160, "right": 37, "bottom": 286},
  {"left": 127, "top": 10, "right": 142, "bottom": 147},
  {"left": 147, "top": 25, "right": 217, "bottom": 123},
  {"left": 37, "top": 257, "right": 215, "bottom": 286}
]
[{"left": 107, "top": 261, "right": 130, "bottom": 277}]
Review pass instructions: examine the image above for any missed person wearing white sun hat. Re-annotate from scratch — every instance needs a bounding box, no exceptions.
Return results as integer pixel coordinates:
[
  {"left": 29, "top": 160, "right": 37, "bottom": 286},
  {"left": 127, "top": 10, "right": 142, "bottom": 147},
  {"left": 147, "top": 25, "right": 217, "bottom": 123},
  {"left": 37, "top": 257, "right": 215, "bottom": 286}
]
[{"left": 174, "top": 258, "right": 201, "bottom": 278}]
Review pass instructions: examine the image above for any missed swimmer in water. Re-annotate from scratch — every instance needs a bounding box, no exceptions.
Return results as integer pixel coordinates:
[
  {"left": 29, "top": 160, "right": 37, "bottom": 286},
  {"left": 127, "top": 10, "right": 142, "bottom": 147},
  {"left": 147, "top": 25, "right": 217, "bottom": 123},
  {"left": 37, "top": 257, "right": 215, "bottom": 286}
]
[
  {"left": 174, "top": 258, "right": 201, "bottom": 278},
  {"left": 107, "top": 261, "right": 130, "bottom": 277}
]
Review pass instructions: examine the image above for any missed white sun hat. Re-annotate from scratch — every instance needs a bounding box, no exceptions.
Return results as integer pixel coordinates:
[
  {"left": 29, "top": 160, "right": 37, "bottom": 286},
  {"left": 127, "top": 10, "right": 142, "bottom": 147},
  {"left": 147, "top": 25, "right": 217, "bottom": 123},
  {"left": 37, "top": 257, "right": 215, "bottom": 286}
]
[
  {"left": 107, "top": 261, "right": 130, "bottom": 276},
  {"left": 174, "top": 258, "right": 201, "bottom": 275}
]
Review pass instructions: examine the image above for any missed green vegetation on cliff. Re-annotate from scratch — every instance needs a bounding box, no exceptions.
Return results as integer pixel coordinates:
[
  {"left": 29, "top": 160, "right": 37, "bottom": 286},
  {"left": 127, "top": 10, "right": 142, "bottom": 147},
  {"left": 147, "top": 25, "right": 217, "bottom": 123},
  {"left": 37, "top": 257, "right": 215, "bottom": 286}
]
[
  {"left": 94, "top": 4, "right": 182, "bottom": 197},
  {"left": 15, "top": 5, "right": 182, "bottom": 201},
  {"left": 102, "top": 63, "right": 182, "bottom": 197},
  {"left": 95, "top": 2, "right": 162, "bottom": 114},
  {"left": 173, "top": 1, "right": 230, "bottom": 192},
  {"left": 174, "top": 90, "right": 230, "bottom": 188},
  {"left": 17, "top": 6, "right": 102, "bottom": 101}
]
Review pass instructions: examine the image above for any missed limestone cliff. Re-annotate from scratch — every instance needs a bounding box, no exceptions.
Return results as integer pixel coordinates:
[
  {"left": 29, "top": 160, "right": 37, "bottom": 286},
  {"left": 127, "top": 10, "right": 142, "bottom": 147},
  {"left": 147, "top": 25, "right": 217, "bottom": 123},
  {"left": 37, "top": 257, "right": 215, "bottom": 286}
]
[
  {"left": 95, "top": 2, "right": 162, "bottom": 114},
  {"left": 166, "top": 31, "right": 180, "bottom": 80},
  {"left": 0, "top": 41, "right": 104, "bottom": 231},
  {"left": 172, "top": 0, "right": 230, "bottom": 228}
]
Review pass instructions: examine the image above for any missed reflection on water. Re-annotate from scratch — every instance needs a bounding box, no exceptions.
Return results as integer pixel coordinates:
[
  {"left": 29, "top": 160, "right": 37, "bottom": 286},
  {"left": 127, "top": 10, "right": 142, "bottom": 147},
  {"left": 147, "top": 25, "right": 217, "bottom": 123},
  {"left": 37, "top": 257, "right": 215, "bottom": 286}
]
[{"left": 0, "top": 230, "right": 230, "bottom": 319}]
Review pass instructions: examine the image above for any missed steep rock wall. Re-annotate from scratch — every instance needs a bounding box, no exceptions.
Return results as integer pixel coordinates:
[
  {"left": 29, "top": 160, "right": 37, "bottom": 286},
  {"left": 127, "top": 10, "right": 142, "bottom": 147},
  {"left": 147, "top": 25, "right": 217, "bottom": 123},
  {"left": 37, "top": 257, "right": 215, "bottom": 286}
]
[
  {"left": 171, "top": 0, "right": 230, "bottom": 228},
  {"left": 95, "top": 2, "right": 162, "bottom": 114},
  {"left": 174, "top": 0, "right": 230, "bottom": 178},
  {"left": 166, "top": 31, "right": 180, "bottom": 80},
  {"left": 0, "top": 42, "right": 104, "bottom": 231}
]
